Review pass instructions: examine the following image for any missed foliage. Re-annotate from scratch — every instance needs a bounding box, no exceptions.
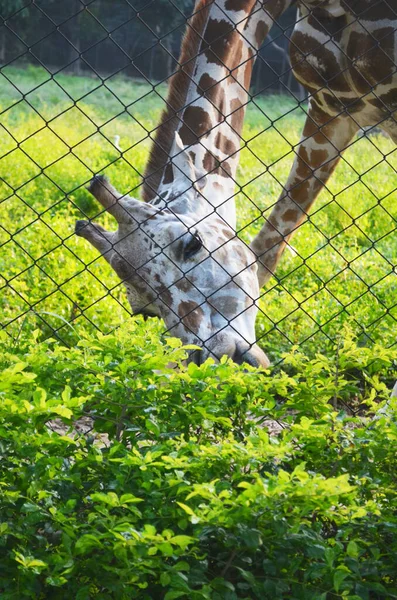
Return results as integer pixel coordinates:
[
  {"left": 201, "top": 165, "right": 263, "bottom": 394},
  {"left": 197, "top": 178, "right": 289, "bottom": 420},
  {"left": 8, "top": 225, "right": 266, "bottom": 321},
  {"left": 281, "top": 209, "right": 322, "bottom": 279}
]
[{"left": 0, "top": 325, "right": 396, "bottom": 599}]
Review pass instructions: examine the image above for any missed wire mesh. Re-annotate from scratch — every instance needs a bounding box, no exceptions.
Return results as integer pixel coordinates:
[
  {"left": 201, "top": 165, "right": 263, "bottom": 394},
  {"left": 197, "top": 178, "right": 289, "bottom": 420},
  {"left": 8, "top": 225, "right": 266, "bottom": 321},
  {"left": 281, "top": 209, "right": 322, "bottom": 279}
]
[{"left": 1, "top": 0, "right": 396, "bottom": 378}]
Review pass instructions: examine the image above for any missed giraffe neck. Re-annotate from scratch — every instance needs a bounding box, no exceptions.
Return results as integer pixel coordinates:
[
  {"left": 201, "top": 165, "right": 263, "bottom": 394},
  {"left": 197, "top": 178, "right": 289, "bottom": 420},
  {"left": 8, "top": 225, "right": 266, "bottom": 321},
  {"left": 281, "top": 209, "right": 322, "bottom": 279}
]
[{"left": 143, "top": 0, "right": 293, "bottom": 227}]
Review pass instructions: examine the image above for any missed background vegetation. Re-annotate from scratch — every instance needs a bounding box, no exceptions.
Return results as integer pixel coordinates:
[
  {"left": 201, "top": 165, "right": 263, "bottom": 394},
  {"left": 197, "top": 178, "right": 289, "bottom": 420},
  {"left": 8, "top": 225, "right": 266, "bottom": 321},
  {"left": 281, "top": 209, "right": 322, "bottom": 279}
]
[
  {"left": 0, "top": 0, "right": 298, "bottom": 94},
  {"left": 1, "top": 66, "right": 396, "bottom": 360},
  {"left": 0, "top": 64, "right": 396, "bottom": 598}
]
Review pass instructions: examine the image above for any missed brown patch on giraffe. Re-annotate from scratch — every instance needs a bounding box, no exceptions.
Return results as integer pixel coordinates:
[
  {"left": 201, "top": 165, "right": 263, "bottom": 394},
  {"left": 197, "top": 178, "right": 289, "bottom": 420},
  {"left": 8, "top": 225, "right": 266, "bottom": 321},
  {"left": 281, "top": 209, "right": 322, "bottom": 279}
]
[
  {"left": 214, "top": 131, "right": 238, "bottom": 156},
  {"left": 202, "top": 18, "right": 235, "bottom": 67},
  {"left": 310, "top": 149, "right": 329, "bottom": 169},
  {"left": 213, "top": 181, "right": 223, "bottom": 191},
  {"left": 282, "top": 208, "right": 300, "bottom": 223},
  {"left": 298, "top": 145, "right": 310, "bottom": 167},
  {"left": 175, "top": 278, "right": 193, "bottom": 293},
  {"left": 217, "top": 87, "right": 228, "bottom": 123},
  {"left": 289, "top": 180, "right": 313, "bottom": 209},
  {"left": 294, "top": 143, "right": 333, "bottom": 185},
  {"left": 262, "top": 235, "right": 280, "bottom": 250},
  {"left": 255, "top": 20, "right": 268, "bottom": 47},
  {"left": 158, "top": 286, "right": 173, "bottom": 308},
  {"left": 179, "top": 106, "right": 212, "bottom": 145},
  {"left": 229, "top": 97, "right": 245, "bottom": 131},
  {"left": 307, "top": 11, "right": 345, "bottom": 41},
  {"left": 296, "top": 153, "right": 313, "bottom": 181},
  {"left": 225, "top": 0, "right": 251, "bottom": 11},
  {"left": 197, "top": 73, "right": 218, "bottom": 103},
  {"left": 290, "top": 31, "right": 351, "bottom": 93},
  {"left": 244, "top": 54, "right": 254, "bottom": 92},
  {"left": 233, "top": 38, "right": 245, "bottom": 75},
  {"left": 347, "top": 28, "right": 395, "bottom": 92},
  {"left": 178, "top": 300, "right": 204, "bottom": 333},
  {"left": 142, "top": 0, "right": 213, "bottom": 202},
  {"left": 203, "top": 151, "right": 232, "bottom": 178},
  {"left": 302, "top": 116, "right": 329, "bottom": 146},
  {"left": 266, "top": 220, "right": 277, "bottom": 233},
  {"left": 369, "top": 88, "right": 397, "bottom": 111},
  {"left": 235, "top": 245, "right": 249, "bottom": 266},
  {"left": 222, "top": 228, "right": 235, "bottom": 240},
  {"left": 221, "top": 161, "right": 232, "bottom": 178},
  {"left": 347, "top": 1, "right": 396, "bottom": 22},
  {"left": 203, "top": 151, "right": 218, "bottom": 173},
  {"left": 321, "top": 92, "right": 366, "bottom": 114},
  {"left": 210, "top": 295, "right": 239, "bottom": 317}
]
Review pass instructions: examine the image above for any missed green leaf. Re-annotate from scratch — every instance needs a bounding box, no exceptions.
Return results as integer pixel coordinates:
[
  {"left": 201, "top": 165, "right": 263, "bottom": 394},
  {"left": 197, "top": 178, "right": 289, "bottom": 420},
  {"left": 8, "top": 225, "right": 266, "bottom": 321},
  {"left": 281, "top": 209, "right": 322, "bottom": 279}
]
[
  {"left": 158, "top": 542, "right": 173, "bottom": 556},
  {"left": 90, "top": 492, "right": 119, "bottom": 507},
  {"left": 170, "top": 535, "right": 195, "bottom": 549},
  {"left": 333, "top": 569, "right": 351, "bottom": 593},
  {"left": 164, "top": 592, "right": 186, "bottom": 600},
  {"left": 46, "top": 576, "right": 68, "bottom": 587},
  {"left": 240, "top": 527, "right": 262, "bottom": 550},
  {"left": 346, "top": 540, "right": 359, "bottom": 557},
  {"left": 75, "top": 534, "right": 103, "bottom": 555},
  {"left": 26, "top": 559, "right": 47, "bottom": 570},
  {"left": 160, "top": 572, "right": 171, "bottom": 586},
  {"left": 120, "top": 493, "right": 143, "bottom": 504}
]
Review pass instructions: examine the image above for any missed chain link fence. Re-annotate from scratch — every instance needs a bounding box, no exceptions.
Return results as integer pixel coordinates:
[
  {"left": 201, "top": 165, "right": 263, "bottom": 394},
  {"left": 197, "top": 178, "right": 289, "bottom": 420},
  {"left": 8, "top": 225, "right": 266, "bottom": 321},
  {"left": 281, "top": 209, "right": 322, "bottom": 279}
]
[{"left": 1, "top": 0, "right": 396, "bottom": 369}]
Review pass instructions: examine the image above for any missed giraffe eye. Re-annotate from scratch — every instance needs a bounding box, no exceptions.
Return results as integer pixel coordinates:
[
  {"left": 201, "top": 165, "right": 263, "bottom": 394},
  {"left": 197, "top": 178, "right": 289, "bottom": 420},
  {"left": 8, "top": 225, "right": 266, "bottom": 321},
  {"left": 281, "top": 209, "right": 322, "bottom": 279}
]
[{"left": 183, "top": 231, "right": 203, "bottom": 260}]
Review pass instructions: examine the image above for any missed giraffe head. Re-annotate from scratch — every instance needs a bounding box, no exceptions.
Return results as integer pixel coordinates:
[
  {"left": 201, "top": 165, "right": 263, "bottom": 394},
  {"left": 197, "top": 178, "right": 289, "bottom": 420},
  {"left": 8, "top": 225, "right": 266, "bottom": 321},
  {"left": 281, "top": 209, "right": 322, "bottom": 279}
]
[{"left": 76, "top": 151, "right": 269, "bottom": 368}]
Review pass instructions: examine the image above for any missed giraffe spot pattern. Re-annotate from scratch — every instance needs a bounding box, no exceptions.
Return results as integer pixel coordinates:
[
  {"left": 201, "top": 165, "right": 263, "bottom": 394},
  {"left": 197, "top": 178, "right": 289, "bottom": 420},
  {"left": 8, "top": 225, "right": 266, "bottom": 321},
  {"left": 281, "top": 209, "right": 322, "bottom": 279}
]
[
  {"left": 175, "top": 278, "right": 193, "bottom": 293},
  {"left": 228, "top": 97, "right": 245, "bottom": 131},
  {"left": 202, "top": 18, "right": 236, "bottom": 68},
  {"left": 290, "top": 31, "right": 351, "bottom": 93},
  {"left": 224, "top": 0, "right": 251, "bottom": 12},
  {"left": 203, "top": 151, "right": 233, "bottom": 177},
  {"left": 197, "top": 73, "right": 218, "bottom": 103},
  {"left": 282, "top": 208, "right": 300, "bottom": 223},
  {"left": 214, "top": 131, "right": 238, "bottom": 156},
  {"left": 178, "top": 300, "right": 204, "bottom": 333},
  {"left": 346, "top": 28, "right": 395, "bottom": 92},
  {"left": 179, "top": 106, "right": 213, "bottom": 145}
]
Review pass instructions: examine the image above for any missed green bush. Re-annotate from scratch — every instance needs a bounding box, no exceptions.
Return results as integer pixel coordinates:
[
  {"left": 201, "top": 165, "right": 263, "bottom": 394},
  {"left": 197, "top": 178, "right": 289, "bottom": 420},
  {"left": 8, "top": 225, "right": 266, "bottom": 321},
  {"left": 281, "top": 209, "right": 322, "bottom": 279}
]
[{"left": 1, "top": 326, "right": 396, "bottom": 599}]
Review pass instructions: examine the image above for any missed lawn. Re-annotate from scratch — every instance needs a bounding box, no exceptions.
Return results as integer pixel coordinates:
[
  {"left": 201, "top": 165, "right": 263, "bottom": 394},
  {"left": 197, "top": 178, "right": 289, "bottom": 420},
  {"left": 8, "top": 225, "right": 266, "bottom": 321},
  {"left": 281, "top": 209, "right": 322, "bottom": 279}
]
[{"left": 1, "top": 66, "right": 397, "bottom": 599}]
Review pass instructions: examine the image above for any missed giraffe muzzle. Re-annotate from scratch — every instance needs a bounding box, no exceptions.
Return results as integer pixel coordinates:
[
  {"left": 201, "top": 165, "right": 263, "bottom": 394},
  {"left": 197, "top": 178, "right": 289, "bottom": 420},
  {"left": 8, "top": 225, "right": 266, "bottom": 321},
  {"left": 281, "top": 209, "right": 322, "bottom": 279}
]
[{"left": 232, "top": 342, "right": 270, "bottom": 370}]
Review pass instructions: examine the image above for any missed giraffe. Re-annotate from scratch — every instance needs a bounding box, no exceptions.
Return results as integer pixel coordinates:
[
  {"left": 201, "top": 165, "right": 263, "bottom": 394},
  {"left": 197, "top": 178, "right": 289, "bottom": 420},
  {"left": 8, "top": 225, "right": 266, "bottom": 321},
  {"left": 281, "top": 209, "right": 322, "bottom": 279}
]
[
  {"left": 76, "top": 0, "right": 397, "bottom": 366},
  {"left": 250, "top": 0, "right": 397, "bottom": 286}
]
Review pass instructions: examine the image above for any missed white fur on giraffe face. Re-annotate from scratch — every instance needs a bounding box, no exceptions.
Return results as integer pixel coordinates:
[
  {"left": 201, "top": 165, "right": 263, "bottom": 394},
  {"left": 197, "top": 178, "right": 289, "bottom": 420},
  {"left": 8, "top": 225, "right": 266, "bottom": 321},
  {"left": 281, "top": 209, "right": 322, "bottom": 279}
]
[{"left": 77, "top": 176, "right": 269, "bottom": 368}]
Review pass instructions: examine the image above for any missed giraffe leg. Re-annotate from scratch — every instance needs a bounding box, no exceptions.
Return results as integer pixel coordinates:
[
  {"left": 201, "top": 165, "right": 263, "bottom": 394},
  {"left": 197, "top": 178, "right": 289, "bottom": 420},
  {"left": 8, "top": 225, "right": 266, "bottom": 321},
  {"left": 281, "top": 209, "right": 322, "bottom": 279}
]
[{"left": 251, "top": 105, "right": 359, "bottom": 288}]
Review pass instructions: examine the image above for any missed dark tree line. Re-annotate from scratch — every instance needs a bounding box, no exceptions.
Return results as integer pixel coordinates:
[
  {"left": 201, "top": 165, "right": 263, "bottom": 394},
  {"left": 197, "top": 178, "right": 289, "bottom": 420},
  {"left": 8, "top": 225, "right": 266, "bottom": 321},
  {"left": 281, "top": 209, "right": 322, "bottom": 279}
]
[{"left": 0, "top": 0, "right": 300, "bottom": 94}]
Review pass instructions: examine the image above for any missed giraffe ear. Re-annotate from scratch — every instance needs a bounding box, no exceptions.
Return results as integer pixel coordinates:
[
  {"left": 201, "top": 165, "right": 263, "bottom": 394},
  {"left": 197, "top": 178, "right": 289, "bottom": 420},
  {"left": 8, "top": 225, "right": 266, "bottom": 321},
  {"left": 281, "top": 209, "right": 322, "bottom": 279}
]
[
  {"left": 173, "top": 133, "right": 208, "bottom": 193},
  {"left": 173, "top": 133, "right": 195, "bottom": 185},
  {"left": 194, "top": 173, "right": 208, "bottom": 192}
]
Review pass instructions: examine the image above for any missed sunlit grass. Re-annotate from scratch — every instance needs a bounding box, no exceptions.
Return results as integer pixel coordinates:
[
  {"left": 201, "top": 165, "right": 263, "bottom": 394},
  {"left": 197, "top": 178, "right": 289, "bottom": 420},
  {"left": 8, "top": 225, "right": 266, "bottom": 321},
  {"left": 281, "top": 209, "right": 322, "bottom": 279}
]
[{"left": 1, "top": 66, "right": 396, "bottom": 359}]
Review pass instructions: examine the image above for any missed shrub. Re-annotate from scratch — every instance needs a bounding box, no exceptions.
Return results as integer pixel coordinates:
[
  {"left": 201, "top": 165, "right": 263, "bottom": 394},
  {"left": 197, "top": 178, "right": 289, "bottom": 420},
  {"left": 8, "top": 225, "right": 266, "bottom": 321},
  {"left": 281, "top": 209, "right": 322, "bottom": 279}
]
[{"left": 0, "top": 326, "right": 396, "bottom": 599}]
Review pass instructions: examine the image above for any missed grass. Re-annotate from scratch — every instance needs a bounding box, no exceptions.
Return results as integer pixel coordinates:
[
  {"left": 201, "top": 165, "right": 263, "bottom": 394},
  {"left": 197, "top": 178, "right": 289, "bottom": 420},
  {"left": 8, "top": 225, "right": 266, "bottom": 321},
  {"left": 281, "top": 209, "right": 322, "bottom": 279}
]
[{"left": 0, "top": 65, "right": 396, "bottom": 361}]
